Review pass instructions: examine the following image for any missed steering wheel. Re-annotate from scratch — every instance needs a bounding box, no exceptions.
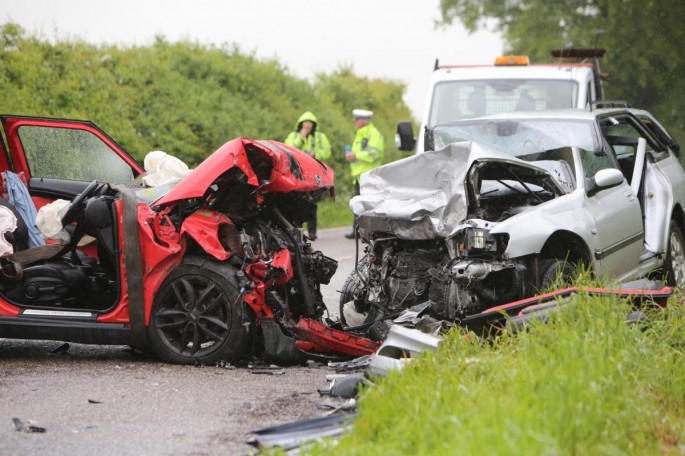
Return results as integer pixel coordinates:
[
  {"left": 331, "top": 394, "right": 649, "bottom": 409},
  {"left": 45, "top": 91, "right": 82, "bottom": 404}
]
[{"left": 61, "top": 180, "right": 101, "bottom": 227}]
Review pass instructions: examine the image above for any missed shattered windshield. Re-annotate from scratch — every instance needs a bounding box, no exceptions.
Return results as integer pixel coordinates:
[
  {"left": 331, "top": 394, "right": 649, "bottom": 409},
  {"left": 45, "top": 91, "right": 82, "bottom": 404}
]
[{"left": 431, "top": 119, "right": 599, "bottom": 159}]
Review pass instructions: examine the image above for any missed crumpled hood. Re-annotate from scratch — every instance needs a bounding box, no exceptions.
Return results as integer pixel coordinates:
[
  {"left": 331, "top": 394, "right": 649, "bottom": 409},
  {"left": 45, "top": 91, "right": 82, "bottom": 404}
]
[
  {"left": 155, "top": 138, "right": 334, "bottom": 207},
  {"left": 351, "top": 141, "right": 560, "bottom": 239}
]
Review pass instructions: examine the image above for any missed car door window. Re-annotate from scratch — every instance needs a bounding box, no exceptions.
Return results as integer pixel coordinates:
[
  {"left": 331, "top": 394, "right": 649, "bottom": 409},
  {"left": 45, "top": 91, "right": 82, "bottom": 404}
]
[
  {"left": 599, "top": 116, "right": 664, "bottom": 180},
  {"left": 639, "top": 117, "right": 678, "bottom": 159},
  {"left": 17, "top": 126, "right": 135, "bottom": 184},
  {"left": 578, "top": 147, "right": 617, "bottom": 178}
]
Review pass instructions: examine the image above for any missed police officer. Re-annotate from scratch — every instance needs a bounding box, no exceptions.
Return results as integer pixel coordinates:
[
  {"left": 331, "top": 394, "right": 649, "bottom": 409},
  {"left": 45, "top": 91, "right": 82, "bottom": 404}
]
[
  {"left": 345, "top": 109, "right": 384, "bottom": 239},
  {"left": 284, "top": 111, "right": 331, "bottom": 240}
]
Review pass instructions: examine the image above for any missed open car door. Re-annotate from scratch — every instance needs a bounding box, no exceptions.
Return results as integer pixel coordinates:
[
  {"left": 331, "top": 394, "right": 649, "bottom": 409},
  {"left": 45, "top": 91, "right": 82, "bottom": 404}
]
[{"left": 0, "top": 116, "right": 144, "bottom": 210}]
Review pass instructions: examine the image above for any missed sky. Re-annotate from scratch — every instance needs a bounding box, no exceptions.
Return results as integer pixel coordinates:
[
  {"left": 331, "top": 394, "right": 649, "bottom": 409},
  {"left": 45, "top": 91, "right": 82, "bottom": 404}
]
[{"left": 1, "top": 0, "right": 503, "bottom": 117}]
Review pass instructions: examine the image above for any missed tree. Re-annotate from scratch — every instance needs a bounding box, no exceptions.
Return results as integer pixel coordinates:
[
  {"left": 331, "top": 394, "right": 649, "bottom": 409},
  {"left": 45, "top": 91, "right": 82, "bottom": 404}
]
[{"left": 438, "top": 0, "right": 685, "bottom": 143}]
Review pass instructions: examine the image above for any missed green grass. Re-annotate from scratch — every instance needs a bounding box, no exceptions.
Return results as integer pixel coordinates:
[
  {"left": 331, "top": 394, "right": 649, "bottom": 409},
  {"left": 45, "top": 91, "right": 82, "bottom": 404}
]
[
  {"left": 317, "top": 195, "right": 354, "bottom": 229},
  {"left": 312, "top": 290, "right": 685, "bottom": 455}
]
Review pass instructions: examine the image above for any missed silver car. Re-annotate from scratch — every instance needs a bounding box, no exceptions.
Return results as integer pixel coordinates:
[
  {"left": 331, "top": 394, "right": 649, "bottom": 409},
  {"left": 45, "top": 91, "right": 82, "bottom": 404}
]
[{"left": 341, "top": 107, "right": 685, "bottom": 325}]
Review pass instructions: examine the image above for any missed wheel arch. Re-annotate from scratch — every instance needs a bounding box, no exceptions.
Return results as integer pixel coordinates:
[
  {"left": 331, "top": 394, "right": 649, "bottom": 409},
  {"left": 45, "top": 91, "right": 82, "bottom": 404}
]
[
  {"left": 539, "top": 229, "right": 592, "bottom": 266},
  {"left": 671, "top": 203, "right": 685, "bottom": 234},
  {"left": 146, "top": 254, "right": 252, "bottom": 364}
]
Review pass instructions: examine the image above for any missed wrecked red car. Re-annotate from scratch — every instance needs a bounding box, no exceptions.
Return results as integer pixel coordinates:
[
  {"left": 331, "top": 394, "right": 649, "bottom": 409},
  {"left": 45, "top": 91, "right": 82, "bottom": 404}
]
[{"left": 0, "top": 116, "right": 364, "bottom": 364}]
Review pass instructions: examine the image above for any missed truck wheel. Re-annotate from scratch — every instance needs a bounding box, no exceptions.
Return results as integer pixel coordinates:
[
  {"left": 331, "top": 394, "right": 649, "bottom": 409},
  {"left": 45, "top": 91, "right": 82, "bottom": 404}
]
[
  {"left": 539, "top": 258, "right": 575, "bottom": 291},
  {"left": 148, "top": 260, "right": 251, "bottom": 365},
  {"left": 664, "top": 221, "right": 685, "bottom": 288}
]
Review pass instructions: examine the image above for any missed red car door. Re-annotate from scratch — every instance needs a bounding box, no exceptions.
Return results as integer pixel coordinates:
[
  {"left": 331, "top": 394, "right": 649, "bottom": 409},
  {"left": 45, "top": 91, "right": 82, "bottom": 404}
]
[{"left": 0, "top": 115, "right": 144, "bottom": 209}]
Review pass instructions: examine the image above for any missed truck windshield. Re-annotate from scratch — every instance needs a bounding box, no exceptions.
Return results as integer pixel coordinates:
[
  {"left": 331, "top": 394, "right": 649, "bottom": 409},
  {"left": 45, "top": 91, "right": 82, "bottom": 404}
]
[
  {"left": 428, "top": 80, "right": 578, "bottom": 126},
  {"left": 431, "top": 119, "right": 598, "bottom": 158}
]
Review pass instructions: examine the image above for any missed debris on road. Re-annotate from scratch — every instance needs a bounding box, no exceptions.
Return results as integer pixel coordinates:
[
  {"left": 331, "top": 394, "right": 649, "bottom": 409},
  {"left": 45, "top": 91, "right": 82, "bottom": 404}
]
[
  {"left": 247, "top": 413, "right": 354, "bottom": 452},
  {"left": 318, "top": 373, "right": 366, "bottom": 399},
  {"left": 12, "top": 418, "right": 46, "bottom": 433}
]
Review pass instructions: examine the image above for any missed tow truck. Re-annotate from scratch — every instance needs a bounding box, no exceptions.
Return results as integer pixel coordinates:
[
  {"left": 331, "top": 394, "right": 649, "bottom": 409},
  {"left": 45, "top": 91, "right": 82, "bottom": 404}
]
[{"left": 397, "top": 48, "right": 607, "bottom": 153}]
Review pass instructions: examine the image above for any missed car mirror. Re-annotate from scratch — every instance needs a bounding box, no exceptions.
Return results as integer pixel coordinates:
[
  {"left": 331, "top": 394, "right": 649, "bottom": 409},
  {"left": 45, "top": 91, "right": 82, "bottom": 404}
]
[
  {"left": 586, "top": 168, "right": 625, "bottom": 196},
  {"left": 595, "top": 168, "right": 625, "bottom": 188},
  {"left": 396, "top": 121, "right": 416, "bottom": 152}
]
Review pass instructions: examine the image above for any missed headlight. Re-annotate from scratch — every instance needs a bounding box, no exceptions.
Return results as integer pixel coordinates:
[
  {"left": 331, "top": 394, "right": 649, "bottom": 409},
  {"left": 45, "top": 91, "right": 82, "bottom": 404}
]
[{"left": 456, "top": 227, "right": 508, "bottom": 259}]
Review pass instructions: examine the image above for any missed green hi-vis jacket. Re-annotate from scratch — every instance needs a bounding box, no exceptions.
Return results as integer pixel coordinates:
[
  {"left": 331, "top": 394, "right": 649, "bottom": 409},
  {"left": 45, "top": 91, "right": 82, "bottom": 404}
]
[
  {"left": 284, "top": 111, "right": 332, "bottom": 161},
  {"left": 350, "top": 122, "right": 384, "bottom": 183}
]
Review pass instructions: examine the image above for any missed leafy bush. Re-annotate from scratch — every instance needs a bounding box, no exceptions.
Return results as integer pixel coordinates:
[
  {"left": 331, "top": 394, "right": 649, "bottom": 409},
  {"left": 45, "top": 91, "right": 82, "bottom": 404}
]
[{"left": 0, "top": 22, "right": 414, "bottom": 212}]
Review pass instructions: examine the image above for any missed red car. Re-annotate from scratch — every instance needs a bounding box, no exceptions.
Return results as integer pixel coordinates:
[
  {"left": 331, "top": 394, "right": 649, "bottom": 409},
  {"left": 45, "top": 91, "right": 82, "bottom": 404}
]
[{"left": 0, "top": 116, "right": 373, "bottom": 364}]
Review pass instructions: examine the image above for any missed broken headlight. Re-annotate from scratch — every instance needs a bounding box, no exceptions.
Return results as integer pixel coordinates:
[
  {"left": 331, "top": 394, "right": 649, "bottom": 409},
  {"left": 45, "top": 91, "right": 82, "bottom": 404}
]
[{"left": 455, "top": 227, "right": 508, "bottom": 259}]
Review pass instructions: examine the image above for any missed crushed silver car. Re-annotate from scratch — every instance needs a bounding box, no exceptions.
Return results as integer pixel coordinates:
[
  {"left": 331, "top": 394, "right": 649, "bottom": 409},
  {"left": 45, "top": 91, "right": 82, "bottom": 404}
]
[{"left": 340, "top": 107, "right": 685, "bottom": 327}]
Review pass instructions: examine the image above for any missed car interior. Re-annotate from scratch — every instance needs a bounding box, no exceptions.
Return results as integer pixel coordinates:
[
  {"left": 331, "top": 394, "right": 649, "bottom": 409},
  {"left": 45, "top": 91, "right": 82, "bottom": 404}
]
[{"left": 0, "top": 181, "right": 120, "bottom": 313}]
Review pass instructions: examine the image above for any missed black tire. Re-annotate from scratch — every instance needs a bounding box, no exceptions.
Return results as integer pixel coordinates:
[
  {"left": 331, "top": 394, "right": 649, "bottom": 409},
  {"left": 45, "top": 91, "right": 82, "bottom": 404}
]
[
  {"left": 664, "top": 221, "right": 685, "bottom": 288},
  {"left": 148, "top": 258, "right": 251, "bottom": 364},
  {"left": 339, "top": 255, "right": 369, "bottom": 327},
  {"left": 538, "top": 258, "right": 575, "bottom": 291}
]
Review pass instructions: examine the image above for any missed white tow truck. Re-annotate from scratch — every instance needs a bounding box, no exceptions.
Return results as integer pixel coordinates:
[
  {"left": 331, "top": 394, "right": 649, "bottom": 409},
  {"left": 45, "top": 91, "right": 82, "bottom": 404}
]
[{"left": 397, "top": 48, "right": 607, "bottom": 153}]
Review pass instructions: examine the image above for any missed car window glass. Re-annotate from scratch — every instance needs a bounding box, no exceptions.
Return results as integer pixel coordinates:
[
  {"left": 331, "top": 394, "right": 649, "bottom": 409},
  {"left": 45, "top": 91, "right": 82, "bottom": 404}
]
[
  {"left": 640, "top": 117, "right": 678, "bottom": 155},
  {"left": 600, "top": 117, "right": 656, "bottom": 156},
  {"left": 433, "top": 119, "right": 596, "bottom": 157},
  {"left": 578, "top": 148, "right": 617, "bottom": 177},
  {"left": 428, "top": 80, "right": 578, "bottom": 126},
  {"left": 600, "top": 116, "right": 658, "bottom": 178},
  {"left": 17, "top": 126, "right": 135, "bottom": 184}
]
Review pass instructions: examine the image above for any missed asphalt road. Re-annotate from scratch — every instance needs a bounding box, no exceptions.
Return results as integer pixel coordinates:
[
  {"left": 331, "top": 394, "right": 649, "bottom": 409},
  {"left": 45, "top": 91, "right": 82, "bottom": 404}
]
[{"left": 0, "top": 226, "right": 360, "bottom": 455}]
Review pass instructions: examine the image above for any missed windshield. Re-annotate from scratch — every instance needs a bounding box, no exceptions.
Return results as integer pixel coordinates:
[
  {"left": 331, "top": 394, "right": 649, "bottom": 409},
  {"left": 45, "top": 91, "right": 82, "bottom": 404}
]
[
  {"left": 428, "top": 79, "right": 578, "bottom": 126},
  {"left": 431, "top": 119, "right": 599, "bottom": 158}
]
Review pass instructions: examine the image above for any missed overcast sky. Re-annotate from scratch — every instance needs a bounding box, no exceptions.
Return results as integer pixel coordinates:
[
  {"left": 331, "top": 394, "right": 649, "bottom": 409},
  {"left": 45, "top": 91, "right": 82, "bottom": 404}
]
[{"left": 2, "top": 0, "right": 503, "bottom": 117}]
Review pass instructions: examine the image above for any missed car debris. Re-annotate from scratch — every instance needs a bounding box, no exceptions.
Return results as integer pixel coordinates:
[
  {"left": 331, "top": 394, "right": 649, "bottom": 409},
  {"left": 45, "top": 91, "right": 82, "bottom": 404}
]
[
  {"left": 368, "top": 325, "right": 443, "bottom": 377},
  {"left": 247, "top": 413, "right": 354, "bottom": 452},
  {"left": 215, "top": 360, "right": 236, "bottom": 370},
  {"left": 318, "top": 398, "right": 358, "bottom": 414},
  {"left": 318, "top": 373, "right": 366, "bottom": 399},
  {"left": 12, "top": 418, "right": 46, "bottom": 433},
  {"left": 250, "top": 368, "right": 286, "bottom": 376}
]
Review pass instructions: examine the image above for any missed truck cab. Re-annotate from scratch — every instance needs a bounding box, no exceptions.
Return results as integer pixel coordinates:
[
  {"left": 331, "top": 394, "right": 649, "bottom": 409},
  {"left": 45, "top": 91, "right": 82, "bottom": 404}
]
[{"left": 398, "top": 49, "right": 606, "bottom": 153}]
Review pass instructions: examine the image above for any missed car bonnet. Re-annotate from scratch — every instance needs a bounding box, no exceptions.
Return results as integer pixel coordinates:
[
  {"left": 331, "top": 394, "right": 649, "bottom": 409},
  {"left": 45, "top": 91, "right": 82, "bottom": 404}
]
[
  {"left": 154, "top": 138, "right": 334, "bottom": 207},
  {"left": 351, "top": 141, "right": 561, "bottom": 240}
]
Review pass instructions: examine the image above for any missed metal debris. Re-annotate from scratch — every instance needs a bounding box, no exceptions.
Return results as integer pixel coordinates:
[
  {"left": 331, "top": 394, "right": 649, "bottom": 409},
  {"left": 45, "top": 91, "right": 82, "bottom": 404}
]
[
  {"left": 248, "top": 413, "right": 354, "bottom": 451},
  {"left": 251, "top": 369, "right": 286, "bottom": 376},
  {"left": 318, "top": 373, "right": 366, "bottom": 399},
  {"left": 12, "top": 418, "right": 46, "bottom": 433}
]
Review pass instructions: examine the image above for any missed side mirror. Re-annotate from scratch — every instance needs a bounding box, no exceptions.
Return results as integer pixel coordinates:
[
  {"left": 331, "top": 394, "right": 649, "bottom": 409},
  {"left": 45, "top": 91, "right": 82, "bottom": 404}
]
[
  {"left": 396, "top": 121, "right": 416, "bottom": 152},
  {"left": 594, "top": 168, "right": 625, "bottom": 188},
  {"left": 586, "top": 168, "right": 625, "bottom": 196}
]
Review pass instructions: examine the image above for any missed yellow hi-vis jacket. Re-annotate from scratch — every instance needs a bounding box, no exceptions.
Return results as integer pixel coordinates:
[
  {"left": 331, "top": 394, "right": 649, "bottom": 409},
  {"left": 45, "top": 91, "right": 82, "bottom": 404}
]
[
  {"left": 350, "top": 122, "right": 384, "bottom": 183},
  {"left": 284, "top": 111, "right": 332, "bottom": 161}
]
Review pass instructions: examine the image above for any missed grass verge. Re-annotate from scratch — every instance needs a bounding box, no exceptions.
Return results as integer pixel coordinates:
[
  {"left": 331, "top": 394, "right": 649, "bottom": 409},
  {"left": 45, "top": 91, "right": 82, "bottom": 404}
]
[
  {"left": 313, "top": 291, "right": 685, "bottom": 454},
  {"left": 317, "top": 196, "right": 353, "bottom": 229}
]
